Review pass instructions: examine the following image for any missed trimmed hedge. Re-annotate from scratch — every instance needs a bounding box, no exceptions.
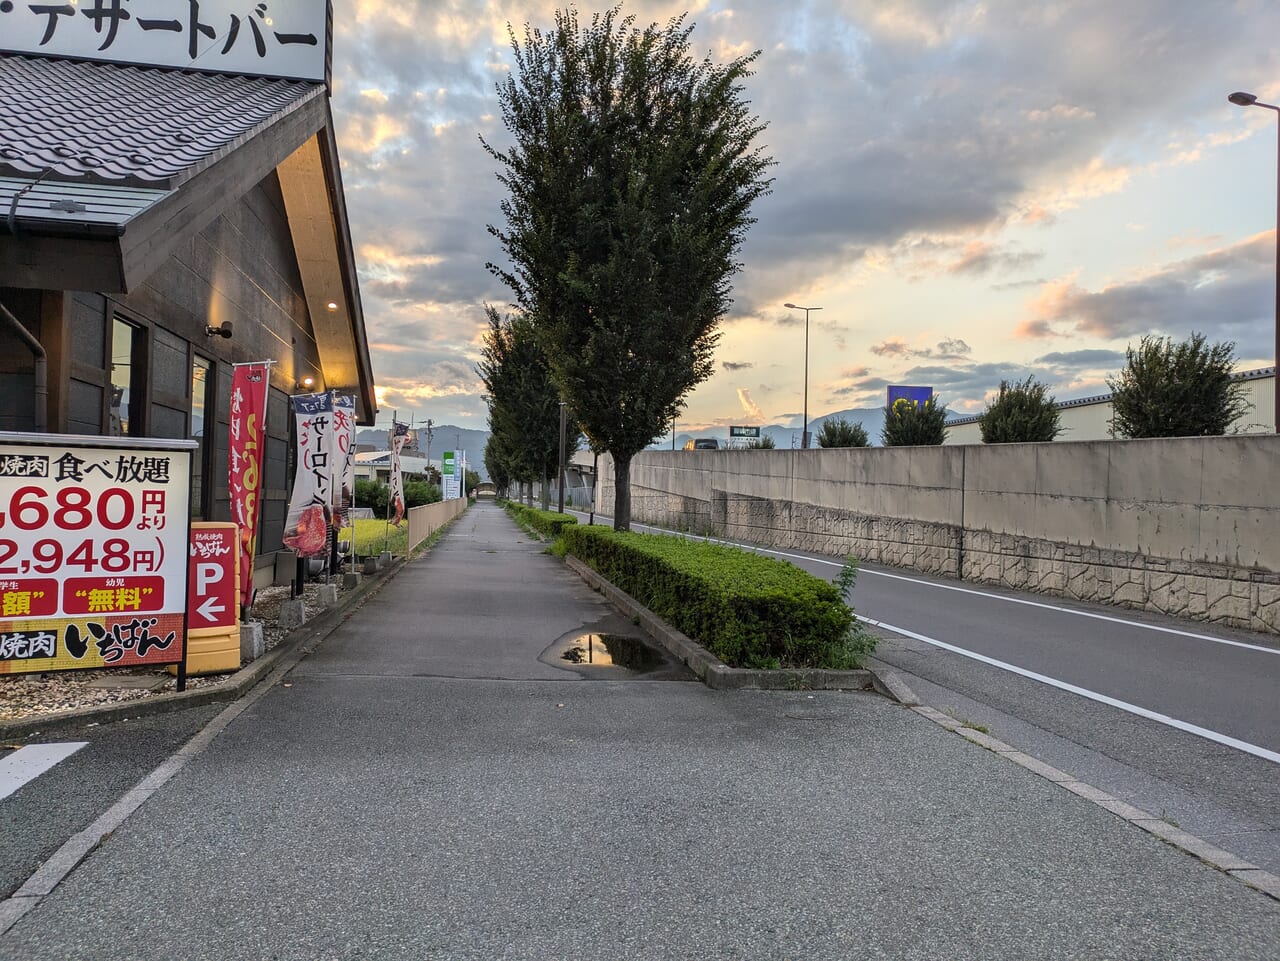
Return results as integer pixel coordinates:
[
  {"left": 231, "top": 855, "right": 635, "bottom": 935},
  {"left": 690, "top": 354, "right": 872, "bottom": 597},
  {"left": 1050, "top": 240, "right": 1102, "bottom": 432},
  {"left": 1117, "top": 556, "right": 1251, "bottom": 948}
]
[
  {"left": 503, "top": 502, "right": 578, "bottom": 538},
  {"left": 559, "top": 526, "right": 856, "bottom": 669}
]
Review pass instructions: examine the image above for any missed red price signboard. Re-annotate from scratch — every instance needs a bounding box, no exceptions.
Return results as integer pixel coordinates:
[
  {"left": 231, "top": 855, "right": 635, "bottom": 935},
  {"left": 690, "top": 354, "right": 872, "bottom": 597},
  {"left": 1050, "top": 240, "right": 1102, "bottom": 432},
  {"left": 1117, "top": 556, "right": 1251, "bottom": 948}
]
[
  {"left": 188, "top": 523, "right": 238, "bottom": 631},
  {"left": 0, "top": 433, "right": 194, "bottom": 675}
]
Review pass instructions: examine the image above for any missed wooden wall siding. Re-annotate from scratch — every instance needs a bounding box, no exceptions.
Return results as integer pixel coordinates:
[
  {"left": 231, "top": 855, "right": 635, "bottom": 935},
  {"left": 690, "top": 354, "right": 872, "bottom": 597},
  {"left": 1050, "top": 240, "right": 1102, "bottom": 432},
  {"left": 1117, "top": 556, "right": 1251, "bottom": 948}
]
[
  {"left": 209, "top": 418, "right": 230, "bottom": 522},
  {"left": 262, "top": 424, "right": 290, "bottom": 553},
  {"left": 0, "top": 287, "right": 42, "bottom": 430},
  {"left": 69, "top": 291, "right": 110, "bottom": 433},
  {"left": 66, "top": 380, "right": 101, "bottom": 435},
  {"left": 70, "top": 292, "right": 105, "bottom": 367},
  {"left": 152, "top": 327, "right": 188, "bottom": 403},
  {"left": 0, "top": 373, "right": 34, "bottom": 431}
]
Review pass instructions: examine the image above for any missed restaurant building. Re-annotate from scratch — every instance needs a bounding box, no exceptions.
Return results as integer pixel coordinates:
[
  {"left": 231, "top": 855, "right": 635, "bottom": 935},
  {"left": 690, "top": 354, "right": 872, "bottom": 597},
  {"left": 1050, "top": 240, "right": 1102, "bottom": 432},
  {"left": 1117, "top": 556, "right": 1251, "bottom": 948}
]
[{"left": 0, "top": 0, "right": 375, "bottom": 591}]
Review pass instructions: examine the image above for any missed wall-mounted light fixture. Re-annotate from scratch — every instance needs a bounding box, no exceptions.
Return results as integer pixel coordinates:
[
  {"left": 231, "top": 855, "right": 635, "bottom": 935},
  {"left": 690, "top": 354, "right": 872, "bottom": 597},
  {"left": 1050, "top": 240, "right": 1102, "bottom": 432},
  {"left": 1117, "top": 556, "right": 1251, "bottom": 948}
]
[
  {"left": 326, "top": 301, "right": 338, "bottom": 311},
  {"left": 205, "top": 323, "right": 233, "bottom": 339},
  {"left": 296, "top": 375, "right": 316, "bottom": 391}
]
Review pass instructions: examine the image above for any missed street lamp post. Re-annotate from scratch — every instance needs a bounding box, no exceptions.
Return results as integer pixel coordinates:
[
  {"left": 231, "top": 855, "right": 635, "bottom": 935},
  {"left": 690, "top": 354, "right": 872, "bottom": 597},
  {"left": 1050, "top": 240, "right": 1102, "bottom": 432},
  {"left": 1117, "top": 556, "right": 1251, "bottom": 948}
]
[
  {"left": 1228, "top": 91, "right": 1280, "bottom": 434},
  {"left": 784, "top": 302, "right": 822, "bottom": 448}
]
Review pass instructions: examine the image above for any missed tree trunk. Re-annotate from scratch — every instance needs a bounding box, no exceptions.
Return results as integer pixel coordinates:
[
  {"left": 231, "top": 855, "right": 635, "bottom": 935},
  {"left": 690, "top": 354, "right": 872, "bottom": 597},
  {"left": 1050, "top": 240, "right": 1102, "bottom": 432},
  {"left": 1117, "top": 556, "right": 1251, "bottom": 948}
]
[
  {"left": 613, "top": 451, "right": 632, "bottom": 531},
  {"left": 540, "top": 471, "right": 550, "bottom": 511}
]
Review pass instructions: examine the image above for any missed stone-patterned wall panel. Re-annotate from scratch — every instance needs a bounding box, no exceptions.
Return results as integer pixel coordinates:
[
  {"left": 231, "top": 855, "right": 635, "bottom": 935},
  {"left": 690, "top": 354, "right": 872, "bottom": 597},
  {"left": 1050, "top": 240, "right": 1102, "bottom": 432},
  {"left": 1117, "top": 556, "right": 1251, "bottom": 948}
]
[{"left": 961, "top": 528, "right": 1278, "bottom": 632}]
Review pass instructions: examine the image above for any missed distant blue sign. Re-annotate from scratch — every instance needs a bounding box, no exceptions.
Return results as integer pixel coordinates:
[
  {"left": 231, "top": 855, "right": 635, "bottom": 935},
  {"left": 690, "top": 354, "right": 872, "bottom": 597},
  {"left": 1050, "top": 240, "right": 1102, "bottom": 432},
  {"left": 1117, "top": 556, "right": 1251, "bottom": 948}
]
[{"left": 887, "top": 385, "right": 933, "bottom": 408}]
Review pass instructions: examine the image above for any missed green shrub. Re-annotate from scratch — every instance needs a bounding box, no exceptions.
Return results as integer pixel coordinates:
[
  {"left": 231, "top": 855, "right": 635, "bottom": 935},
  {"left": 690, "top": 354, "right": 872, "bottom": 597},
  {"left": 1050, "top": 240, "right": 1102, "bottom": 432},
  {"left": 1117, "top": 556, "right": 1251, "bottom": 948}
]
[
  {"left": 1107, "top": 332, "right": 1250, "bottom": 437},
  {"left": 978, "top": 377, "right": 1062, "bottom": 443},
  {"left": 403, "top": 479, "right": 443, "bottom": 508},
  {"left": 504, "top": 501, "right": 578, "bottom": 538},
  {"left": 356, "top": 477, "right": 441, "bottom": 513},
  {"left": 559, "top": 526, "right": 860, "bottom": 669},
  {"left": 816, "top": 417, "right": 870, "bottom": 448},
  {"left": 881, "top": 396, "right": 949, "bottom": 446}
]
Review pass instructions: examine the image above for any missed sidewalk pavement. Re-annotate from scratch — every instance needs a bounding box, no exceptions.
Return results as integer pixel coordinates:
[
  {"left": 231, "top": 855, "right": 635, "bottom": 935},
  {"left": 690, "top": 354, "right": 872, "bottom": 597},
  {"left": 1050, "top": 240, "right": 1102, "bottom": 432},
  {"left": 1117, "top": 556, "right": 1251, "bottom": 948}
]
[{"left": 2, "top": 500, "right": 1278, "bottom": 960}]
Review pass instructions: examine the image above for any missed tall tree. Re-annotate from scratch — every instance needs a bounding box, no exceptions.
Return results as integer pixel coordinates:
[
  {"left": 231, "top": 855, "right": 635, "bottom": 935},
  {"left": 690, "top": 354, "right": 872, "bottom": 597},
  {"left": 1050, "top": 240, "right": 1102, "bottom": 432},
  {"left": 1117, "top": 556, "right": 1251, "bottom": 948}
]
[
  {"left": 483, "top": 6, "right": 774, "bottom": 529},
  {"left": 881, "top": 397, "right": 949, "bottom": 446},
  {"left": 476, "top": 306, "right": 578, "bottom": 509},
  {"left": 1107, "top": 332, "right": 1250, "bottom": 438},
  {"left": 483, "top": 436, "right": 512, "bottom": 499},
  {"left": 978, "top": 376, "right": 1063, "bottom": 443}
]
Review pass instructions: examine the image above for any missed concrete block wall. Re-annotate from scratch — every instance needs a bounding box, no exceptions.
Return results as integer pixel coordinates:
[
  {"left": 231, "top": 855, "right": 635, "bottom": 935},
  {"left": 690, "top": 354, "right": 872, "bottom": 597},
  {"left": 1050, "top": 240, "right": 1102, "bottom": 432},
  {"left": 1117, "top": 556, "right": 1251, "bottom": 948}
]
[
  {"left": 406, "top": 497, "right": 469, "bottom": 552},
  {"left": 599, "top": 435, "right": 1280, "bottom": 634}
]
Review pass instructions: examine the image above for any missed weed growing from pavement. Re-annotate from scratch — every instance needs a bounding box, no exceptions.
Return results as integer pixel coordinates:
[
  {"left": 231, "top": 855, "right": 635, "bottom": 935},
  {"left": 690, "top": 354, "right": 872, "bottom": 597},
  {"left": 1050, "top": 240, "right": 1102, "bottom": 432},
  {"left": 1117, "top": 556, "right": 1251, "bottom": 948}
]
[{"left": 831, "top": 555, "right": 879, "bottom": 669}]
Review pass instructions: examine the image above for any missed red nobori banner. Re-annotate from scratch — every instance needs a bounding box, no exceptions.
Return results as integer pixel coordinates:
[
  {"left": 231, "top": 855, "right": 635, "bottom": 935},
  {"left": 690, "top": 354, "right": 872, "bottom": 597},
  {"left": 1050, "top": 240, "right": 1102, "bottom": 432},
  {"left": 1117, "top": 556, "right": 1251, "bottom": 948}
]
[
  {"left": 0, "top": 433, "right": 193, "bottom": 675},
  {"left": 229, "top": 363, "right": 270, "bottom": 611},
  {"left": 284, "top": 392, "right": 334, "bottom": 559}
]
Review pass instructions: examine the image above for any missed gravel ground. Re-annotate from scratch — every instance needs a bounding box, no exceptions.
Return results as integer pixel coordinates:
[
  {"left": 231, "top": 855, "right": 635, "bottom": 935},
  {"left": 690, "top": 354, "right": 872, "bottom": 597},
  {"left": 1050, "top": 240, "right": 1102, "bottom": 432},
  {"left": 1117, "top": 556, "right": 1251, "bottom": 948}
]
[{"left": 0, "top": 581, "right": 346, "bottom": 721}]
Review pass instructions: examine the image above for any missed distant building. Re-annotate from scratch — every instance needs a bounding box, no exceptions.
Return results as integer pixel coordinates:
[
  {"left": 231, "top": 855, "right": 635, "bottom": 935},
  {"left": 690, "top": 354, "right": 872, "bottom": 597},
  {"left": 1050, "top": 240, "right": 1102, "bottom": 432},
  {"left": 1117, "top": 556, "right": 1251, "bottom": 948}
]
[{"left": 354, "top": 451, "right": 438, "bottom": 486}]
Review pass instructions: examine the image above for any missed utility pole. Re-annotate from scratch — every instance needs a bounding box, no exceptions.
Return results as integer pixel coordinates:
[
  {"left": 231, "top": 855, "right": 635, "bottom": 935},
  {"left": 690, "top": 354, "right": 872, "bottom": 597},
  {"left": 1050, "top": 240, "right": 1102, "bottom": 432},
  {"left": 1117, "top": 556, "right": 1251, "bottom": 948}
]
[{"left": 558, "top": 401, "right": 567, "bottom": 514}]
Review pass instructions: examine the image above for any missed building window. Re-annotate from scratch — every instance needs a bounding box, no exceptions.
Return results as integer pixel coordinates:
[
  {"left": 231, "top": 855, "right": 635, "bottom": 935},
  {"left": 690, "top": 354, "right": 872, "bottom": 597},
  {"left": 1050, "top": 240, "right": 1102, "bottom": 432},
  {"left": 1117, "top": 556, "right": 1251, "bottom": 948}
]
[
  {"left": 191, "top": 354, "right": 214, "bottom": 519},
  {"left": 110, "top": 317, "right": 145, "bottom": 436}
]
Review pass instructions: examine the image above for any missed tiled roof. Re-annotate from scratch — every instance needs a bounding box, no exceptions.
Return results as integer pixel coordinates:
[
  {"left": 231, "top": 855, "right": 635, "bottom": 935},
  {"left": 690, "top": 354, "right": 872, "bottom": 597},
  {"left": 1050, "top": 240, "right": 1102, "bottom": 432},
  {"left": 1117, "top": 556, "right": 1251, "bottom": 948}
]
[{"left": 0, "top": 54, "right": 323, "bottom": 187}]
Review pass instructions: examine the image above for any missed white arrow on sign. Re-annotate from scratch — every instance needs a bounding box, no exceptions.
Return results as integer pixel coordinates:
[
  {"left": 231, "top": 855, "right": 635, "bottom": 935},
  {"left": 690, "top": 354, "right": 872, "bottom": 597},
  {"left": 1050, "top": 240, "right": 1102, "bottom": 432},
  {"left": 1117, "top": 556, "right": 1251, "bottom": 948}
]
[{"left": 196, "top": 596, "right": 226, "bottom": 622}]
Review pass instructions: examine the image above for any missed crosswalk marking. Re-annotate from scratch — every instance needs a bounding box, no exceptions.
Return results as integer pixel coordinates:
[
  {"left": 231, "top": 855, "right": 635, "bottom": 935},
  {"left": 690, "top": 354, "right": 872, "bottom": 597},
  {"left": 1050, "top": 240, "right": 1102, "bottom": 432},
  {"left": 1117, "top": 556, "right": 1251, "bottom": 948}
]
[{"left": 0, "top": 742, "right": 88, "bottom": 801}]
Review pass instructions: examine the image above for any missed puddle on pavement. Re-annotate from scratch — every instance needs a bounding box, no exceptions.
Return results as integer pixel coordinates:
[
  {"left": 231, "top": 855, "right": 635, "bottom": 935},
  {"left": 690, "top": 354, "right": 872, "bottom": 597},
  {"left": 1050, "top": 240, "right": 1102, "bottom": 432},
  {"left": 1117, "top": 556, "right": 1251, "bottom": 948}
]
[
  {"left": 540, "top": 631, "right": 691, "bottom": 679},
  {"left": 559, "top": 633, "right": 661, "bottom": 671}
]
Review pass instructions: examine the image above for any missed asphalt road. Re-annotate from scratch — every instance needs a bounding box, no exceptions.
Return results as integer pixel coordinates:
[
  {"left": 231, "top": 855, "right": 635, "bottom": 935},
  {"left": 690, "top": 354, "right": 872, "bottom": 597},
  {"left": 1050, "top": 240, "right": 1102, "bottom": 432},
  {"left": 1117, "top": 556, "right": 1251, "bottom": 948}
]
[
  {"left": 0, "top": 704, "right": 223, "bottom": 899},
  {"left": 582, "top": 511, "right": 1280, "bottom": 875},
  {"left": 1, "top": 502, "right": 1278, "bottom": 960}
]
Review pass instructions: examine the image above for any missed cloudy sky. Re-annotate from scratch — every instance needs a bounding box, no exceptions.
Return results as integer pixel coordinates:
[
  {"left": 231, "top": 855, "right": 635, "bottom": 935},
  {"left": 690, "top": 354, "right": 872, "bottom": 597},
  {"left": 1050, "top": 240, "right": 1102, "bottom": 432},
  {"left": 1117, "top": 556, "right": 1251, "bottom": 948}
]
[{"left": 330, "top": 0, "right": 1280, "bottom": 436}]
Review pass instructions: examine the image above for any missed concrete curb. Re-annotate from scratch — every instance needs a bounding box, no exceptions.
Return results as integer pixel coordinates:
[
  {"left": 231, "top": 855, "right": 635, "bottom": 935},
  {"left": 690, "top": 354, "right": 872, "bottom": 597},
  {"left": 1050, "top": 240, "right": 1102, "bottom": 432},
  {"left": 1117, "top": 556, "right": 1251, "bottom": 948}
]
[
  {"left": 565, "top": 555, "right": 876, "bottom": 692},
  {"left": 0, "top": 555, "right": 411, "bottom": 739}
]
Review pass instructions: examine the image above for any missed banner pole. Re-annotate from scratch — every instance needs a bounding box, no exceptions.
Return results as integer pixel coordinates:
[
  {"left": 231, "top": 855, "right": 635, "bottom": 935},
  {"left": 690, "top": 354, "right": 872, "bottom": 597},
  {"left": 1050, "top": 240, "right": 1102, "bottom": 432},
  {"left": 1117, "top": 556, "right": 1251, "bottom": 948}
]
[{"left": 383, "top": 411, "right": 395, "bottom": 554}]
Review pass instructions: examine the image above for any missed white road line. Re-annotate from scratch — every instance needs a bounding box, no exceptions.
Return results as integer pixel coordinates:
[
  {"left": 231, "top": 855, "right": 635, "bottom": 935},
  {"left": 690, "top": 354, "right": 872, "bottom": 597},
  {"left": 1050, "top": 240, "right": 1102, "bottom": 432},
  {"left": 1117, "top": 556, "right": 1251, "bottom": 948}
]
[
  {"left": 581, "top": 512, "right": 1279, "bottom": 657},
  {"left": 862, "top": 616, "right": 1280, "bottom": 766},
  {"left": 0, "top": 742, "right": 88, "bottom": 801}
]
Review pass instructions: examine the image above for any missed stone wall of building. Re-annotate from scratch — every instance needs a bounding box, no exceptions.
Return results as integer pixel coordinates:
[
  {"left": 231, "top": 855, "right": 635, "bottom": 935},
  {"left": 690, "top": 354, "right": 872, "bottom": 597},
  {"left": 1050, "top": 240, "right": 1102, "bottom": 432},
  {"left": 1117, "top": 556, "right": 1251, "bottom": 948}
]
[{"left": 599, "top": 435, "right": 1280, "bottom": 634}]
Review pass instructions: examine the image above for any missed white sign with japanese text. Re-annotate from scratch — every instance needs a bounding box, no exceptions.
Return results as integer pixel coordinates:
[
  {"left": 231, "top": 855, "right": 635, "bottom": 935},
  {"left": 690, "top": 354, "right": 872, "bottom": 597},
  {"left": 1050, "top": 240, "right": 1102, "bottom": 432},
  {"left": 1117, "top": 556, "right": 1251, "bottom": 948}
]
[
  {"left": 0, "top": 0, "right": 329, "bottom": 82},
  {"left": 0, "top": 433, "right": 193, "bottom": 675}
]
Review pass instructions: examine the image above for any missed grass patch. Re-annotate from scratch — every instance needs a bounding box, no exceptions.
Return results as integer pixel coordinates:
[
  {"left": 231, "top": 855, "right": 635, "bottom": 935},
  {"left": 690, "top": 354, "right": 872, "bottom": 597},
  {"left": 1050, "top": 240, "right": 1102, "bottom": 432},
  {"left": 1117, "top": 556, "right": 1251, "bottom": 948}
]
[
  {"left": 341, "top": 518, "right": 408, "bottom": 557},
  {"left": 559, "top": 527, "right": 877, "bottom": 670}
]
